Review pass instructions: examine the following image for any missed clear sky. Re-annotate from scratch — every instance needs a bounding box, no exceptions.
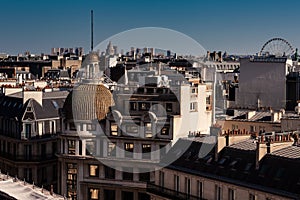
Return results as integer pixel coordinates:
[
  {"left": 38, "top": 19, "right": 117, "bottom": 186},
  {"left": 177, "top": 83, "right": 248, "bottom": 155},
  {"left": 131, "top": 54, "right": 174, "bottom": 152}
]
[{"left": 1, "top": 0, "right": 299, "bottom": 55}]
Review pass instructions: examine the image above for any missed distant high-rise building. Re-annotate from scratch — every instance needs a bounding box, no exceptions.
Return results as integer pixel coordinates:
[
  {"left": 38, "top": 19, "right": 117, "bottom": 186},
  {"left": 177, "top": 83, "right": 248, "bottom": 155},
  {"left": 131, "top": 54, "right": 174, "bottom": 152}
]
[
  {"left": 106, "top": 41, "right": 115, "bottom": 56},
  {"left": 113, "top": 45, "right": 118, "bottom": 55}
]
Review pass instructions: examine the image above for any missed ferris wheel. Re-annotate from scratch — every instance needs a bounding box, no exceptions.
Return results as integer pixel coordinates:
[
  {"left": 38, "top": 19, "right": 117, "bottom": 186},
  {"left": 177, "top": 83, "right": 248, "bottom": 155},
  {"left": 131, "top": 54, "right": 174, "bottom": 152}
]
[{"left": 259, "top": 38, "right": 295, "bottom": 57}]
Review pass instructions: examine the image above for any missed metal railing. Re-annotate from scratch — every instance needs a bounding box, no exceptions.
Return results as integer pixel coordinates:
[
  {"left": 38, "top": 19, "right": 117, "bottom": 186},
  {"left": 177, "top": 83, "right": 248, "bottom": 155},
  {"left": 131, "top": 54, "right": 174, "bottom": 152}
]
[{"left": 147, "top": 182, "right": 204, "bottom": 200}]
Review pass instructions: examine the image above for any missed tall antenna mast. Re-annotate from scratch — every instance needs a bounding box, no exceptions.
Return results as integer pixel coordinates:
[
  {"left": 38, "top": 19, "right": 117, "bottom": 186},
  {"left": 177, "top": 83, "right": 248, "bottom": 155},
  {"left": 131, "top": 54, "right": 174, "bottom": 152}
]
[{"left": 91, "top": 10, "right": 94, "bottom": 51}]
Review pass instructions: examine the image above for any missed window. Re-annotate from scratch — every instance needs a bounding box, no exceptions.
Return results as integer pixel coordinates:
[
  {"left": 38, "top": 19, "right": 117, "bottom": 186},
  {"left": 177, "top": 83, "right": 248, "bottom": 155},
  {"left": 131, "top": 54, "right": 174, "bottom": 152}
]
[
  {"left": 228, "top": 188, "right": 235, "bottom": 200},
  {"left": 249, "top": 194, "right": 257, "bottom": 200},
  {"left": 24, "top": 145, "right": 32, "bottom": 160},
  {"left": 191, "top": 88, "right": 198, "bottom": 94},
  {"left": 25, "top": 124, "right": 32, "bottom": 138},
  {"left": 24, "top": 168, "right": 32, "bottom": 183},
  {"left": 123, "top": 168, "right": 133, "bottom": 181},
  {"left": 52, "top": 142, "right": 57, "bottom": 156},
  {"left": 274, "top": 168, "right": 285, "bottom": 181},
  {"left": 89, "top": 165, "right": 99, "bottom": 177},
  {"left": 104, "top": 166, "right": 115, "bottom": 179},
  {"left": 197, "top": 180, "right": 203, "bottom": 199},
  {"left": 104, "top": 190, "right": 115, "bottom": 200},
  {"left": 124, "top": 143, "right": 134, "bottom": 158},
  {"left": 108, "top": 142, "right": 116, "bottom": 157},
  {"left": 146, "top": 88, "right": 154, "bottom": 94},
  {"left": 130, "top": 102, "right": 137, "bottom": 111},
  {"left": 145, "top": 123, "right": 152, "bottom": 138},
  {"left": 66, "top": 164, "right": 77, "bottom": 200},
  {"left": 139, "top": 102, "right": 150, "bottom": 111},
  {"left": 206, "top": 96, "right": 211, "bottom": 105},
  {"left": 174, "top": 175, "right": 180, "bottom": 193},
  {"left": 86, "top": 140, "right": 96, "bottom": 156},
  {"left": 110, "top": 123, "right": 118, "bottom": 136},
  {"left": 159, "top": 171, "right": 164, "bottom": 187},
  {"left": 259, "top": 126, "right": 265, "bottom": 131},
  {"left": 166, "top": 103, "right": 173, "bottom": 112},
  {"left": 142, "top": 144, "right": 151, "bottom": 159},
  {"left": 250, "top": 126, "right": 256, "bottom": 132},
  {"left": 138, "top": 193, "right": 150, "bottom": 200},
  {"left": 41, "top": 167, "right": 47, "bottom": 183},
  {"left": 50, "top": 121, "right": 55, "bottom": 134},
  {"left": 185, "top": 177, "right": 191, "bottom": 197},
  {"left": 122, "top": 191, "right": 134, "bottom": 200},
  {"left": 87, "top": 124, "right": 96, "bottom": 131},
  {"left": 69, "top": 122, "right": 76, "bottom": 131},
  {"left": 27, "top": 107, "right": 32, "bottom": 111},
  {"left": 41, "top": 143, "right": 46, "bottom": 158},
  {"left": 244, "top": 163, "right": 253, "bottom": 174},
  {"left": 68, "top": 140, "right": 76, "bottom": 155},
  {"left": 139, "top": 171, "right": 150, "bottom": 182},
  {"left": 161, "top": 127, "right": 169, "bottom": 135},
  {"left": 89, "top": 188, "right": 99, "bottom": 200},
  {"left": 190, "top": 102, "right": 197, "bottom": 111},
  {"left": 215, "top": 185, "right": 222, "bottom": 200},
  {"left": 232, "top": 125, "right": 238, "bottom": 130},
  {"left": 52, "top": 164, "right": 57, "bottom": 181}
]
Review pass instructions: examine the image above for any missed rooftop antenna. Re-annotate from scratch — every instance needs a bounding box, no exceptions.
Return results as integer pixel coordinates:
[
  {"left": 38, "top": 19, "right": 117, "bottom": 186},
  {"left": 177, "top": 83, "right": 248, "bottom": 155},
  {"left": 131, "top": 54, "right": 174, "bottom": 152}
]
[{"left": 91, "top": 10, "right": 94, "bottom": 52}]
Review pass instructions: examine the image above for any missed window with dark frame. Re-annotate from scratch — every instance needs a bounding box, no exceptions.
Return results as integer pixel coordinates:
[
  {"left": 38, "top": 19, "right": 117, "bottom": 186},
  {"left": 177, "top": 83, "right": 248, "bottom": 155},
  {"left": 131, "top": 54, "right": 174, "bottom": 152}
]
[
  {"left": 124, "top": 143, "right": 134, "bottom": 158},
  {"left": 68, "top": 140, "right": 76, "bottom": 155},
  {"left": 142, "top": 144, "right": 151, "bottom": 159},
  {"left": 161, "top": 127, "right": 169, "bottom": 135},
  {"left": 145, "top": 123, "right": 152, "bottom": 138},
  {"left": 166, "top": 103, "right": 173, "bottom": 112},
  {"left": 104, "top": 166, "right": 115, "bottom": 179},
  {"left": 130, "top": 102, "right": 137, "bottom": 111},
  {"left": 89, "top": 165, "right": 99, "bottom": 177},
  {"left": 228, "top": 188, "right": 235, "bottom": 200},
  {"left": 122, "top": 167, "right": 133, "bottom": 181},
  {"left": 138, "top": 102, "right": 150, "bottom": 111},
  {"left": 110, "top": 123, "right": 118, "bottom": 136},
  {"left": 108, "top": 142, "right": 116, "bottom": 157},
  {"left": 89, "top": 188, "right": 99, "bottom": 200},
  {"left": 67, "top": 163, "right": 77, "bottom": 200},
  {"left": 87, "top": 123, "right": 96, "bottom": 131}
]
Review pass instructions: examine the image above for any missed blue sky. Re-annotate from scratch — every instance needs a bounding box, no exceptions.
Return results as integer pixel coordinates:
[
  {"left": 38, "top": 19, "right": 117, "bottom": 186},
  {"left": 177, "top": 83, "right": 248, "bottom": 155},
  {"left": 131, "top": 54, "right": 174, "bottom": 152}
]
[{"left": 0, "top": 0, "right": 299, "bottom": 55}]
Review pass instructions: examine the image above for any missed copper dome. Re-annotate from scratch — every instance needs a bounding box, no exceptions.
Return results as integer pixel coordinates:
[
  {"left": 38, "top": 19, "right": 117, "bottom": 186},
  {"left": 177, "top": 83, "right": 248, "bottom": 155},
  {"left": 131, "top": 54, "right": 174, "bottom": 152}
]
[{"left": 63, "top": 84, "right": 114, "bottom": 121}]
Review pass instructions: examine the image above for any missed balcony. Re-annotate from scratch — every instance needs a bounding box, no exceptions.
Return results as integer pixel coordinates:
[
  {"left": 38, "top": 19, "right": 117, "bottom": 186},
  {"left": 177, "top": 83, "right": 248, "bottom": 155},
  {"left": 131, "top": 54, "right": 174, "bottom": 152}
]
[
  {"left": 0, "top": 152, "right": 57, "bottom": 162},
  {"left": 147, "top": 182, "right": 204, "bottom": 200}
]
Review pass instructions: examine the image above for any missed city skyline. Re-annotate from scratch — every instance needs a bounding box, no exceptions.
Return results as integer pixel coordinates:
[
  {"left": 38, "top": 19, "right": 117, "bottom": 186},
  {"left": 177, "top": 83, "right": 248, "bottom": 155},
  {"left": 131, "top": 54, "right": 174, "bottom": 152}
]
[{"left": 1, "top": 0, "right": 300, "bottom": 55}]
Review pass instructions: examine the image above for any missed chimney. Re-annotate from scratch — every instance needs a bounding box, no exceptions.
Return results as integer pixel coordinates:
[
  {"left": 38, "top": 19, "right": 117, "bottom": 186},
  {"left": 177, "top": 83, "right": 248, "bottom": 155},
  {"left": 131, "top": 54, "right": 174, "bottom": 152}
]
[
  {"left": 218, "top": 51, "right": 222, "bottom": 62},
  {"left": 255, "top": 133, "right": 294, "bottom": 169},
  {"left": 210, "top": 126, "right": 222, "bottom": 162},
  {"left": 246, "top": 111, "right": 256, "bottom": 120},
  {"left": 23, "top": 88, "right": 43, "bottom": 106},
  {"left": 271, "top": 111, "right": 281, "bottom": 122}
]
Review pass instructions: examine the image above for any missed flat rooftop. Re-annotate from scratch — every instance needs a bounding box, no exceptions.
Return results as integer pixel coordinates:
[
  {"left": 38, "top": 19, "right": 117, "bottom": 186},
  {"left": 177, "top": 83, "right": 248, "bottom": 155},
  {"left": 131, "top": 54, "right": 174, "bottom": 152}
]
[{"left": 0, "top": 173, "right": 64, "bottom": 200}]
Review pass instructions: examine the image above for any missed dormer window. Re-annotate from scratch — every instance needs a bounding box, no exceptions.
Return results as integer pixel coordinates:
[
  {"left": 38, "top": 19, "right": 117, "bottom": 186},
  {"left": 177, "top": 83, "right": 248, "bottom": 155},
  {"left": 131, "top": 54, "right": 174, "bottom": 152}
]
[{"left": 27, "top": 107, "right": 32, "bottom": 112}]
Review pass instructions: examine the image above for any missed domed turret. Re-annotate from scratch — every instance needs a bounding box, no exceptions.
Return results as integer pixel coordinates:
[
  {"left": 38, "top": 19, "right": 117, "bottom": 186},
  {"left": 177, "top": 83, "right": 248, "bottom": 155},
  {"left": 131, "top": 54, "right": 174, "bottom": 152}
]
[
  {"left": 79, "top": 52, "right": 102, "bottom": 81},
  {"left": 84, "top": 51, "right": 100, "bottom": 64}
]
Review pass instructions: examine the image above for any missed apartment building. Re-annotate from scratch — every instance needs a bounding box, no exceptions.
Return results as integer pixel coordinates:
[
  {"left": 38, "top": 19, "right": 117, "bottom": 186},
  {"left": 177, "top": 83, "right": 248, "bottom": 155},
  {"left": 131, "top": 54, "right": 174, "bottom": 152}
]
[
  {"left": 149, "top": 130, "right": 300, "bottom": 200},
  {"left": 0, "top": 85, "right": 68, "bottom": 192}
]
